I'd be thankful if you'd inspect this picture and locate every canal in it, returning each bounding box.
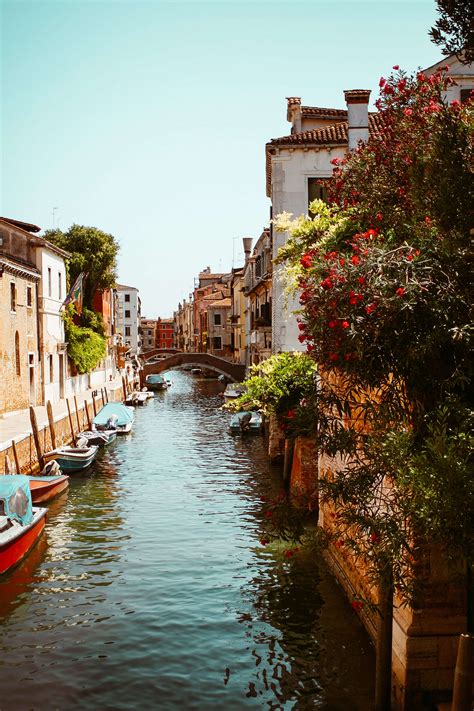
[0,372,374,710]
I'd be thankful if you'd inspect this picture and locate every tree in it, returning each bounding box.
[429,0,474,63]
[44,224,119,312]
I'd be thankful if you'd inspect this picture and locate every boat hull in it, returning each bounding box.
[43,447,98,472]
[28,475,69,503]
[0,508,47,575]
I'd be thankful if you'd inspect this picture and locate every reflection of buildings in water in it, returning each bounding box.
[234,491,375,709]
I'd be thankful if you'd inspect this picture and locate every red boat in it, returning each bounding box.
[28,475,69,503]
[0,476,47,576]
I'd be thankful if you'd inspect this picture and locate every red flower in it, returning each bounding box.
[351,255,360,265]
[328,352,339,362]
[404,108,413,116]
[370,532,380,544]
[366,303,376,314]
[396,287,405,297]
[300,253,313,269]
[376,212,383,221]
[358,276,366,285]
[341,320,350,329]
[406,254,413,262]
[259,538,269,546]
[306,344,314,353]
[392,64,399,70]
[379,76,386,88]
[328,320,336,329]
[298,322,306,331]
[286,410,296,419]
[351,600,364,611]
[424,216,431,225]
[264,510,273,519]
[298,334,306,343]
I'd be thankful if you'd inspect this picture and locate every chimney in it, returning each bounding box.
[344,90,371,150]
[286,96,302,133]
[242,238,253,265]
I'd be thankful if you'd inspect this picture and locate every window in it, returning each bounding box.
[124,294,130,302]
[15,332,20,375]
[48,268,52,297]
[27,286,32,307]
[58,272,62,300]
[125,326,131,336]
[308,178,328,215]
[10,282,16,312]
[213,336,222,350]
[460,88,473,104]
[214,313,221,326]
[125,310,131,319]
[49,354,54,383]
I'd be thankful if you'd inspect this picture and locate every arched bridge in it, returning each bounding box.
[142,348,181,359]
[141,353,246,383]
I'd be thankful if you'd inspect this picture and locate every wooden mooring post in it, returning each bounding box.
[11,440,21,474]
[46,400,57,450]
[122,376,127,401]
[92,396,97,417]
[452,633,474,711]
[66,399,75,444]
[73,395,81,432]
[29,406,45,470]
[84,400,92,430]
[101,388,105,407]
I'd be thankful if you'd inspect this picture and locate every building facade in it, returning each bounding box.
[243,229,272,365]
[116,284,141,355]
[155,318,175,349]
[140,318,157,352]
[266,92,378,353]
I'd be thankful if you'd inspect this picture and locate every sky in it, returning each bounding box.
[1,0,441,318]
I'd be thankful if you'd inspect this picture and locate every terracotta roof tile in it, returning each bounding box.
[209,297,231,308]
[300,106,348,119]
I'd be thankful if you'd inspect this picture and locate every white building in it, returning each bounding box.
[116,284,141,355]
[35,239,69,403]
[266,91,379,353]
[424,53,473,102]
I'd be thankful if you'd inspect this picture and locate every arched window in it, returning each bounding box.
[15,331,20,376]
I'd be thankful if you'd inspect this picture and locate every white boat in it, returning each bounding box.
[78,430,117,447]
[224,383,245,400]
[229,411,263,434]
[43,444,99,472]
[125,391,148,406]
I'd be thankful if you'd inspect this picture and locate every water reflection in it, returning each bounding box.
[0,371,374,710]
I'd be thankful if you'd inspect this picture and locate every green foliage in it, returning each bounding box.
[429,0,473,63]
[82,307,106,337]
[225,352,317,425]
[274,67,474,599]
[63,307,107,374]
[45,224,119,311]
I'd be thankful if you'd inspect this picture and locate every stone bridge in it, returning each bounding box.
[142,348,181,359]
[141,352,246,383]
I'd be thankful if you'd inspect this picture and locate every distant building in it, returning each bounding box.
[243,229,272,365]
[155,318,175,349]
[140,318,157,352]
[174,295,194,352]
[116,284,141,355]
[229,267,246,364]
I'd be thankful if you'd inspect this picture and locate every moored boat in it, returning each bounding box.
[43,444,99,472]
[224,383,245,401]
[28,474,69,503]
[229,411,263,434]
[125,391,148,406]
[145,374,168,391]
[93,402,135,434]
[78,430,117,446]
[0,476,47,575]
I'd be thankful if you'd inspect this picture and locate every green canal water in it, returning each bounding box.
[0,372,374,710]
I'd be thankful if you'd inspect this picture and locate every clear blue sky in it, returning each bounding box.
[1,0,441,318]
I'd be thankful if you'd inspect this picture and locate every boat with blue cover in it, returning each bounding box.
[0,476,47,575]
[93,402,135,434]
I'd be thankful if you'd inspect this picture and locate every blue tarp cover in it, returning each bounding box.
[0,476,33,526]
[93,402,135,427]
